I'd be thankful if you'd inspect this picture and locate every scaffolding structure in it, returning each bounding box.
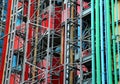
[0,0,120,84]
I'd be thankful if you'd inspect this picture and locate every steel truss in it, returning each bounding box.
[1,0,120,84]
[64,0,91,84]
[2,0,92,84]
[2,0,62,84]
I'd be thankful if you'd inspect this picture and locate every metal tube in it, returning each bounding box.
[106,0,113,83]
[95,0,101,83]
[104,0,108,83]
[111,0,118,83]
[21,0,31,83]
[60,26,65,64]
[100,0,105,83]
[115,0,119,82]
[63,0,69,84]
[91,0,95,83]
[79,0,83,84]
[70,0,75,84]
[118,0,120,82]
[44,0,52,83]
[32,0,40,82]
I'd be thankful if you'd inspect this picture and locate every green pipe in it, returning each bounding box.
[91,0,95,83]
[115,0,119,81]
[111,0,118,83]
[106,0,113,84]
[95,0,101,84]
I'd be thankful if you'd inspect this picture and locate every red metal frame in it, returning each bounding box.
[0,0,13,83]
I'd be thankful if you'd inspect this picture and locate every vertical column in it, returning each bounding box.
[100,0,105,84]
[24,0,34,81]
[0,0,13,83]
[32,0,40,82]
[64,0,69,84]
[21,0,31,83]
[111,0,118,84]
[91,0,95,83]
[79,0,83,84]
[44,0,52,83]
[95,0,101,84]
[4,0,19,83]
[106,0,112,84]
[61,26,65,64]
[70,0,75,84]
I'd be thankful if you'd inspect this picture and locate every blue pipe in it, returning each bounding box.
[104,0,108,83]
[100,0,105,83]
[78,19,80,52]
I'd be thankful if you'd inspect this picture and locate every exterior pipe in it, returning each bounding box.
[63,0,68,84]
[79,0,83,84]
[106,0,113,83]
[70,0,76,84]
[78,19,80,84]
[111,0,118,83]
[100,0,105,83]
[104,0,108,83]
[115,0,119,81]
[91,0,95,83]
[61,26,65,64]
[105,17,108,84]
[45,0,52,83]
[69,14,74,84]
[95,0,101,84]
[32,0,40,82]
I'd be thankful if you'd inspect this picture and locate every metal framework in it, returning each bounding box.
[0,0,92,84]
[1,0,120,84]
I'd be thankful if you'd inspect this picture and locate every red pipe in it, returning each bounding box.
[0,0,13,83]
